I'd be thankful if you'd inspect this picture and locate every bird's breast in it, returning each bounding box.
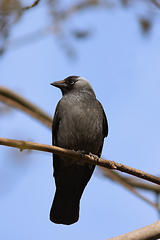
[56,94,103,154]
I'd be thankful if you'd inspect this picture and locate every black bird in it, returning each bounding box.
[50,76,108,225]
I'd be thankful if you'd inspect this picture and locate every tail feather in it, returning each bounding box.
[50,188,80,225]
[50,161,95,225]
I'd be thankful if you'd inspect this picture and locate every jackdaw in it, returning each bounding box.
[50,76,108,225]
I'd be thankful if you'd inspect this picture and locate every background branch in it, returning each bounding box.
[0,87,52,128]
[22,0,41,11]
[151,0,160,8]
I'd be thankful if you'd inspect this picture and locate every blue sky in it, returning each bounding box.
[0,1,160,239]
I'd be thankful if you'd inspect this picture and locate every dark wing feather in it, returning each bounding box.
[52,107,60,182]
[103,108,108,138]
[96,105,108,157]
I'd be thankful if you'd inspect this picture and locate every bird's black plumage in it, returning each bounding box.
[50,76,108,225]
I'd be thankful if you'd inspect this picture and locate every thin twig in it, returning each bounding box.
[1,137,160,186]
[22,0,40,11]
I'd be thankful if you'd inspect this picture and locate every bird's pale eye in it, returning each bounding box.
[70,81,74,85]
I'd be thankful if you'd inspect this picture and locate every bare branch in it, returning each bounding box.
[107,220,160,240]
[0,87,52,128]
[1,137,160,186]
[22,0,40,11]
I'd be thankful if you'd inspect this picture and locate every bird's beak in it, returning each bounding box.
[50,80,67,89]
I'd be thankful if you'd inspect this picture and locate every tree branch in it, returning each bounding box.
[107,220,160,240]
[0,87,52,128]
[22,0,40,11]
[1,137,160,186]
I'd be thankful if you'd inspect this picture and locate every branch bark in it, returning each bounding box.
[1,137,160,186]
[107,220,160,240]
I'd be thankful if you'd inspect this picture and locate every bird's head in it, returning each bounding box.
[50,76,95,96]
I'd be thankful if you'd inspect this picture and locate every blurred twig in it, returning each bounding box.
[151,0,160,8]
[0,87,52,128]
[1,0,158,56]
[22,0,40,11]
[51,0,113,22]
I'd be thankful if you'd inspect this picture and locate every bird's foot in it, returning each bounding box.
[88,153,99,169]
[77,150,86,156]
[76,150,85,165]
[89,152,99,162]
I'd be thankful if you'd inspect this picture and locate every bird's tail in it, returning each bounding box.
[50,187,80,225]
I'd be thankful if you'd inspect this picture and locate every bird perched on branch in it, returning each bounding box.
[50,76,108,225]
